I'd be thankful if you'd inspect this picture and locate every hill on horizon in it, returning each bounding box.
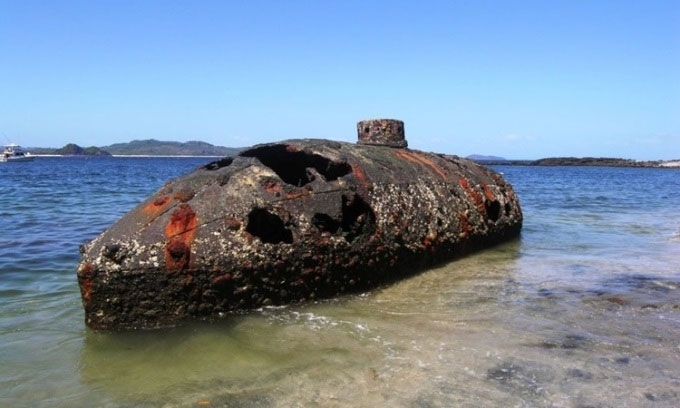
[27,139,244,156]
[55,143,111,156]
[466,154,507,161]
[100,139,243,156]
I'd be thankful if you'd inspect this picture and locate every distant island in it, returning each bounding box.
[29,139,243,157]
[30,144,111,156]
[101,139,242,156]
[466,154,507,161]
[469,156,680,168]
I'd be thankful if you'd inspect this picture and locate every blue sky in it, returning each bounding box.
[1,1,678,159]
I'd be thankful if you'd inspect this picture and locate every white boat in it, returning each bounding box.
[1,144,34,162]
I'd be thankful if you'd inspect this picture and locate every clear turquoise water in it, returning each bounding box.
[1,158,679,407]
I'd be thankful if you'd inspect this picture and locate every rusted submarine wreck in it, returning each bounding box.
[77,119,522,330]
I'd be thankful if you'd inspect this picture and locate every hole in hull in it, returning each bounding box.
[312,213,341,234]
[246,208,293,244]
[341,195,375,244]
[240,145,351,187]
[311,195,376,243]
[485,200,501,222]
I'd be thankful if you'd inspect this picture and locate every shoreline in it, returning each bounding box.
[476,160,680,168]
[25,154,680,167]
[28,154,223,158]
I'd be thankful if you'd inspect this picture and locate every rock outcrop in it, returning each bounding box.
[77,119,522,330]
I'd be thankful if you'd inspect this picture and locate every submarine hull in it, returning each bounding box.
[77,139,522,330]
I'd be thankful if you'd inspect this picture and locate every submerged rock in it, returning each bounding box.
[77,119,522,330]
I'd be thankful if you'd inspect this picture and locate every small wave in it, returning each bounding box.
[261,309,381,341]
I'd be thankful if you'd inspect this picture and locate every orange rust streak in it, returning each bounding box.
[212,273,232,285]
[165,204,198,240]
[395,150,421,164]
[262,180,283,195]
[352,164,368,184]
[395,151,447,180]
[458,177,486,214]
[80,263,93,303]
[459,213,472,237]
[409,152,448,180]
[164,204,198,272]
[482,183,496,202]
[285,190,308,199]
[142,195,171,216]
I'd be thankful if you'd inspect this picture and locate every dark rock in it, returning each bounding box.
[565,368,593,380]
[539,334,590,350]
[604,296,629,305]
[486,361,552,396]
[76,120,523,330]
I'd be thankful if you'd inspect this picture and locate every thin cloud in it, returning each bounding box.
[502,134,536,142]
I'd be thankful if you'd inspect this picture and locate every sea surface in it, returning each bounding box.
[1,157,679,407]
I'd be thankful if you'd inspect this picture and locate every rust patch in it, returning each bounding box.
[352,164,369,185]
[422,236,434,251]
[262,180,283,195]
[459,213,472,237]
[212,273,232,285]
[395,150,420,164]
[165,204,198,239]
[164,204,198,272]
[79,263,93,303]
[286,190,308,200]
[143,195,171,216]
[395,151,447,180]
[459,177,486,214]
[482,184,496,202]
[410,152,447,180]
[166,240,190,267]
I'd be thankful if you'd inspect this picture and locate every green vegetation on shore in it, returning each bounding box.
[101,139,242,156]
[29,139,243,157]
[26,141,679,166]
[470,156,677,168]
[55,144,111,156]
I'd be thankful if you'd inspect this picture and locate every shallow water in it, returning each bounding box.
[1,158,679,407]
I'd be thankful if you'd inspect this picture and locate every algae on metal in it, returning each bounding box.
[77,120,522,330]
